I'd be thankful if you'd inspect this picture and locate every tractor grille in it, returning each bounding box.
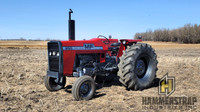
[48,42,61,72]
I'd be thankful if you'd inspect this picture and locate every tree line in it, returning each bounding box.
[134,24,200,43]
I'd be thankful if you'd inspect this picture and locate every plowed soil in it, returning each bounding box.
[0,41,199,112]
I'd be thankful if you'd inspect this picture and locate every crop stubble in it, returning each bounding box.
[0,41,199,111]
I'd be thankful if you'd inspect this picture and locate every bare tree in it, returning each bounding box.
[134,23,200,43]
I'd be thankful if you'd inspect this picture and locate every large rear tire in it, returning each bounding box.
[117,43,158,90]
[44,75,66,91]
[72,76,96,100]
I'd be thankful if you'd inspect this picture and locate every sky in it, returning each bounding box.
[0,0,200,40]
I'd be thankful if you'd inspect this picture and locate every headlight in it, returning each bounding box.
[52,51,56,56]
[49,51,59,56]
[122,40,127,45]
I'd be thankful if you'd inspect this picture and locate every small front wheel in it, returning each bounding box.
[44,75,66,91]
[72,76,96,100]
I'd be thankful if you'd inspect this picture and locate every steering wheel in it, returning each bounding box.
[97,35,110,44]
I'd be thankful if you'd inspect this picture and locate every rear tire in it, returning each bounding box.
[72,76,96,100]
[44,75,66,91]
[117,43,158,90]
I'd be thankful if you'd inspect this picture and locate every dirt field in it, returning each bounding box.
[0,41,199,112]
[0,41,47,49]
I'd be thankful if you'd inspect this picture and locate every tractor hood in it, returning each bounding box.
[61,38,118,51]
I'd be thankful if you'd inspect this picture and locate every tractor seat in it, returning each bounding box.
[108,47,119,51]
[111,42,120,47]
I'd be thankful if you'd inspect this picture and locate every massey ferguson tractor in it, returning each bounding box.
[44,9,158,100]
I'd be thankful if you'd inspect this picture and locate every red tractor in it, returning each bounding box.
[44,9,158,100]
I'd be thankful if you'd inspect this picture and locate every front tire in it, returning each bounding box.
[72,76,96,100]
[117,43,158,90]
[44,75,66,91]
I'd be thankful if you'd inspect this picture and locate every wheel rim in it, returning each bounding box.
[135,59,146,78]
[134,53,155,84]
[79,81,92,97]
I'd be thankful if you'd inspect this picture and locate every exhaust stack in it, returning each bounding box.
[68,9,75,40]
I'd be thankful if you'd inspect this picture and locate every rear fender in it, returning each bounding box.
[117,39,142,58]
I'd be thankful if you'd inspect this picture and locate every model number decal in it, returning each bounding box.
[84,44,94,49]
[63,44,103,50]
